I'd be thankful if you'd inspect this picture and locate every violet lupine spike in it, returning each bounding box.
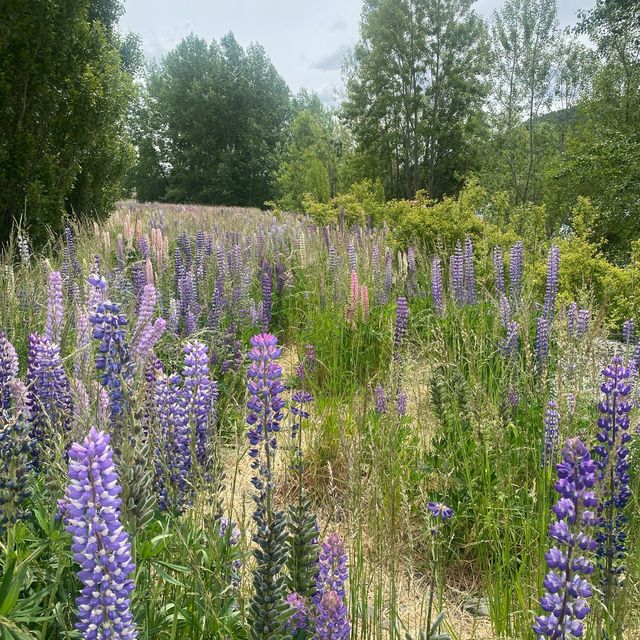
[499,320,519,359]
[464,237,477,305]
[384,249,392,303]
[536,316,550,370]
[451,243,464,306]
[431,257,443,316]
[262,263,273,329]
[576,310,590,338]
[544,245,560,321]
[135,317,167,361]
[246,333,285,477]
[374,384,387,415]
[315,591,350,640]
[62,427,137,639]
[622,319,634,346]
[132,283,157,345]
[543,400,560,468]
[183,341,218,468]
[285,592,309,635]
[44,271,64,343]
[27,333,73,463]
[396,390,407,416]
[90,301,134,425]
[394,297,409,354]
[154,373,191,511]
[592,357,632,599]
[347,243,357,272]
[493,246,505,295]
[315,532,349,603]
[533,438,597,640]
[0,332,19,411]
[74,307,91,377]
[499,294,511,327]
[509,241,524,302]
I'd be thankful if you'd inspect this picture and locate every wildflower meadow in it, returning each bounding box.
[0,201,638,640]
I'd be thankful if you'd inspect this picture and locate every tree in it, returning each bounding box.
[0,0,137,245]
[544,0,640,262]
[132,33,291,208]
[486,0,560,204]
[342,0,489,200]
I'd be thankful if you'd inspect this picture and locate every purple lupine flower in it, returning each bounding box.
[536,316,550,369]
[499,294,511,327]
[384,249,392,303]
[219,516,242,587]
[315,591,350,640]
[396,390,407,416]
[543,400,560,468]
[208,278,225,331]
[44,271,64,343]
[183,341,217,468]
[154,373,191,511]
[374,384,387,415]
[493,246,505,295]
[262,263,273,329]
[499,320,519,359]
[74,307,91,377]
[427,502,454,521]
[407,246,416,277]
[285,592,309,635]
[508,387,519,407]
[135,317,167,362]
[138,234,150,259]
[622,319,634,346]
[328,245,338,280]
[544,245,560,320]
[132,283,157,345]
[131,262,146,303]
[246,333,285,485]
[451,243,464,306]
[533,438,597,640]
[592,357,632,596]
[275,260,286,295]
[577,310,590,338]
[393,297,409,355]
[63,427,137,639]
[0,332,19,411]
[348,243,357,272]
[464,237,477,305]
[167,299,179,335]
[314,532,350,639]
[315,532,349,602]
[27,334,73,462]
[431,257,443,316]
[90,301,134,425]
[509,241,523,302]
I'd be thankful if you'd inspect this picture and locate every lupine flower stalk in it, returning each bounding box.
[509,241,523,302]
[451,244,464,306]
[493,246,505,295]
[63,427,137,639]
[44,271,64,343]
[90,302,134,426]
[464,237,477,305]
[544,245,560,320]
[245,333,290,640]
[543,400,560,468]
[533,438,598,639]
[431,257,443,316]
[592,357,633,623]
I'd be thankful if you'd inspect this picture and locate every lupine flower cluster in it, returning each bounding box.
[451,243,464,306]
[62,427,137,639]
[245,333,290,640]
[90,301,134,425]
[542,400,560,468]
[592,357,632,605]
[533,438,598,640]
[431,256,443,316]
[543,245,560,320]
[509,241,523,302]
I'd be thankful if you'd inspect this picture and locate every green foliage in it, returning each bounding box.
[131,33,291,208]
[0,0,137,246]
[342,0,490,200]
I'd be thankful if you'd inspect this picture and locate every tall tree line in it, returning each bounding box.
[129,33,291,208]
[0,0,139,245]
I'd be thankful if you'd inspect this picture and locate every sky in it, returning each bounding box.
[120,0,597,105]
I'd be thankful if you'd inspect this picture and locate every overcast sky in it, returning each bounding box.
[120,0,596,105]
